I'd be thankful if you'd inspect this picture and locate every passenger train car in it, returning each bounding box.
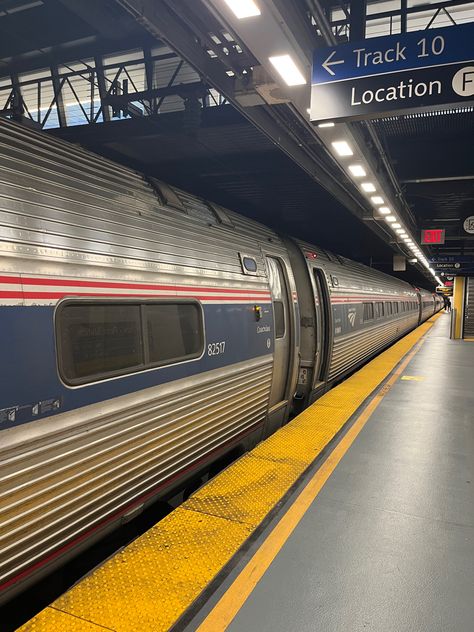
[0,119,442,603]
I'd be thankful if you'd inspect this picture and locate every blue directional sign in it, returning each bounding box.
[310,23,474,122]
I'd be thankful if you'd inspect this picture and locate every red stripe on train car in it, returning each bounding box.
[0,276,270,296]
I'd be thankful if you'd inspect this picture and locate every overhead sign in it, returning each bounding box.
[421,228,445,245]
[431,256,474,263]
[310,23,474,122]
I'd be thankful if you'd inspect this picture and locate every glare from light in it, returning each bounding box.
[386,215,396,223]
[395,228,405,234]
[269,54,306,86]
[392,222,401,228]
[318,122,335,128]
[378,207,391,215]
[361,182,376,192]
[223,0,261,19]
[371,196,384,205]
[331,140,353,156]
[348,164,366,177]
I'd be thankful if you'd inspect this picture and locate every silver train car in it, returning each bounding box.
[0,119,442,603]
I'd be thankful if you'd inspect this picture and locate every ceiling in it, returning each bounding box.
[0,0,473,287]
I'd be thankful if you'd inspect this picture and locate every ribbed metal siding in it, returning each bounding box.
[0,119,274,283]
[464,278,474,336]
[0,358,272,591]
[328,316,417,381]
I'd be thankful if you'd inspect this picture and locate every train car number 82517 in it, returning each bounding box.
[207,341,226,356]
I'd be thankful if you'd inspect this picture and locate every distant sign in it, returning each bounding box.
[421,228,445,245]
[431,256,474,263]
[310,23,474,122]
[463,216,474,234]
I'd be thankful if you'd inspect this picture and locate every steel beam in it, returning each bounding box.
[50,65,67,128]
[350,0,367,41]
[113,0,378,225]
[94,56,112,123]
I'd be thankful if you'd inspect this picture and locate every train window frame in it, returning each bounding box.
[239,252,258,276]
[55,298,205,387]
[363,302,374,321]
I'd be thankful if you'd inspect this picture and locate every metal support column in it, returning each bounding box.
[453,276,465,339]
[94,56,112,122]
[10,73,24,122]
[51,65,67,128]
[350,0,367,41]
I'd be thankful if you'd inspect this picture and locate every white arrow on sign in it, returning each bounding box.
[322,50,344,76]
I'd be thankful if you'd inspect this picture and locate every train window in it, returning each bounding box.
[240,253,258,275]
[363,302,374,321]
[392,302,399,313]
[375,302,384,318]
[58,303,144,382]
[266,257,287,338]
[57,300,203,385]
[145,303,203,365]
[273,301,285,338]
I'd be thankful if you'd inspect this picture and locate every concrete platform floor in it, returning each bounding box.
[192,314,474,632]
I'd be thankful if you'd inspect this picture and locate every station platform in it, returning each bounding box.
[21,312,474,632]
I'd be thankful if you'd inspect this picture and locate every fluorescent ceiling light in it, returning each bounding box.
[331,140,353,156]
[361,182,376,192]
[318,122,335,128]
[348,164,366,177]
[395,228,405,234]
[223,0,261,18]
[377,207,391,215]
[371,196,384,205]
[392,222,401,228]
[269,54,306,86]
[386,215,396,223]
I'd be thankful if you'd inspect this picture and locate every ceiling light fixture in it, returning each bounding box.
[371,196,384,205]
[392,222,401,229]
[223,0,261,18]
[386,215,396,223]
[269,54,306,86]
[331,140,353,156]
[377,207,391,215]
[318,122,335,128]
[361,182,376,192]
[348,165,366,177]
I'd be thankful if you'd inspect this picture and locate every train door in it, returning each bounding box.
[312,268,331,386]
[266,256,291,409]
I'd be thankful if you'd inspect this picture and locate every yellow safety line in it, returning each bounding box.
[19,315,440,632]
[195,335,428,631]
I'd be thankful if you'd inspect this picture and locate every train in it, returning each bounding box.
[0,118,443,604]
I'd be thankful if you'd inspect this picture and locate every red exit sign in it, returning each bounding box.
[421,229,445,244]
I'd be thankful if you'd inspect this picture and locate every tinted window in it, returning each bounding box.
[375,302,384,318]
[385,301,392,315]
[393,302,399,313]
[273,301,285,338]
[58,301,203,385]
[146,303,202,364]
[59,304,143,381]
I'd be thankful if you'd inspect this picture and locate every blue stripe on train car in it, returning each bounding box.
[0,302,274,430]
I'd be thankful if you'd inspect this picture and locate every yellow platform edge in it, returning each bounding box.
[19,315,441,632]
